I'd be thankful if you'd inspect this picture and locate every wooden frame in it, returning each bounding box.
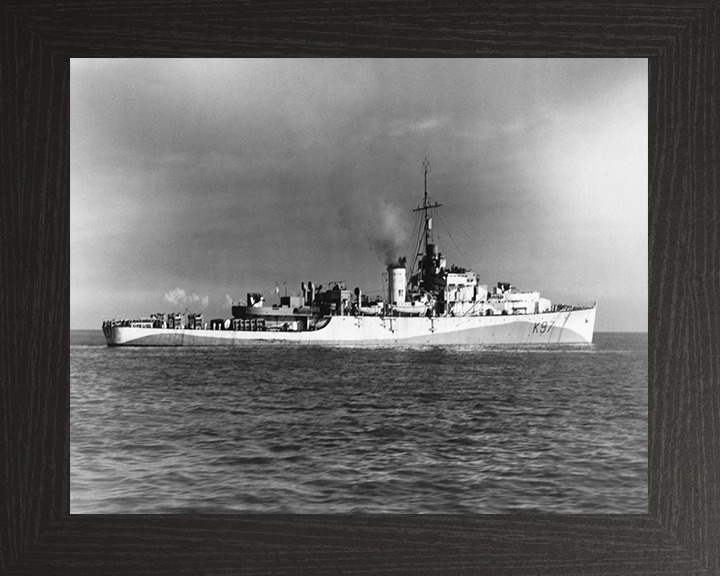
[2,2,717,574]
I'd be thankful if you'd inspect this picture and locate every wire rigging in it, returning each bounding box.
[438,215,473,270]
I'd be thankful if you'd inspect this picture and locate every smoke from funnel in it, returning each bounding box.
[363,200,409,266]
[334,170,412,267]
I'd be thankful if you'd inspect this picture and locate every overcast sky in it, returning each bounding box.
[71,59,647,331]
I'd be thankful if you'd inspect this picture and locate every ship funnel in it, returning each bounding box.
[387,263,407,305]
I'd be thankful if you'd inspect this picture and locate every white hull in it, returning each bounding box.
[104,306,596,346]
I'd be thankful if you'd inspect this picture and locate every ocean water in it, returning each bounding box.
[71,331,647,514]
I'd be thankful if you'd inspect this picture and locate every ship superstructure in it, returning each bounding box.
[103,161,596,346]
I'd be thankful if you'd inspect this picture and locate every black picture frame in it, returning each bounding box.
[2,2,717,574]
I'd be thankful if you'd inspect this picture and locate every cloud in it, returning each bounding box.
[389,116,446,137]
[163,287,209,309]
[223,294,234,309]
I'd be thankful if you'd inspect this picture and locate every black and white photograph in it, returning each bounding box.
[71,58,647,514]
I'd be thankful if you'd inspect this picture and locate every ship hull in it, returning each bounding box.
[103,307,596,346]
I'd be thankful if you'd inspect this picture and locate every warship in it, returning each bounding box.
[103,161,596,346]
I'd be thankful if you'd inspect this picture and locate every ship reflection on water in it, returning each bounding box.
[71,331,647,514]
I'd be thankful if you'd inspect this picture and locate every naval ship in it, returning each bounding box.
[103,162,596,346]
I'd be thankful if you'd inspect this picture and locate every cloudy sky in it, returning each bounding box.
[71,59,647,331]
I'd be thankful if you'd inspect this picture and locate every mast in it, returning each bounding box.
[413,157,442,253]
[423,157,429,205]
[411,158,442,292]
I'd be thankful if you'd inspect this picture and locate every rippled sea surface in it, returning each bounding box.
[71,331,647,514]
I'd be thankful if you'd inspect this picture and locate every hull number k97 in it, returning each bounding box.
[533,320,555,334]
